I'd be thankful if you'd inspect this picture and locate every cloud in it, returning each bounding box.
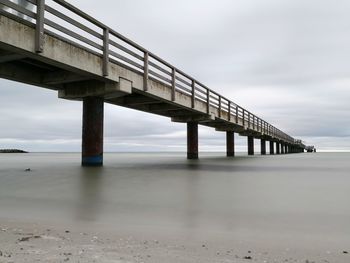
[1,0,350,151]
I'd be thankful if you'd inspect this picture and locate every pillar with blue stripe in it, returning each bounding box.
[82,97,104,166]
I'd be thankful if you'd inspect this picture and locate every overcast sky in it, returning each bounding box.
[1,0,350,152]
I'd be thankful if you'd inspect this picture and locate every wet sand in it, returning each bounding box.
[0,152,349,262]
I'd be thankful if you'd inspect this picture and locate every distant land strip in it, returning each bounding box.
[0,149,28,153]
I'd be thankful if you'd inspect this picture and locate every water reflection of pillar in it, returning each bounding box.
[76,167,104,221]
[184,163,200,230]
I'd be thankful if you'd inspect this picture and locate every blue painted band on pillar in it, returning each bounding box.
[82,155,103,166]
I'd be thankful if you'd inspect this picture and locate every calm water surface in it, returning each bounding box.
[0,152,349,246]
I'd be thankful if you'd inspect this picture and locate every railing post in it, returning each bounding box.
[218,96,222,118]
[248,112,251,129]
[260,119,263,132]
[191,80,195,108]
[255,117,257,130]
[236,106,239,124]
[171,68,176,101]
[102,27,109,76]
[262,121,264,133]
[35,0,45,53]
[228,101,231,121]
[255,118,258,131]
[243,110,245,127]
[143,52,149,91]
[206,89,210,114]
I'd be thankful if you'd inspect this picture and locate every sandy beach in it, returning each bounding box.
[1,218,348,263]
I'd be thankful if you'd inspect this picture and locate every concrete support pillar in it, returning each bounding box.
[281,144,285,154]
[187,122,198,159]
[82,97,104,166]
[269,141,274,155]
[248,136,254,155]
[226,131,235,157]
[261,139,266,155]
[276,143,280,154]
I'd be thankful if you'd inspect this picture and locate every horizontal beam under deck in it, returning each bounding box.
[42,70,91,85]
[0,52,99,90]
[0,61,44,87]
[0,53,26,63]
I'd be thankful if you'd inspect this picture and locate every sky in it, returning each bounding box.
[1,0,350,152]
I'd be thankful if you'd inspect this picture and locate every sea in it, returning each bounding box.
[0,152,349,251]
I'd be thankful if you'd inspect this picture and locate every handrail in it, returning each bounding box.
[0,0,298,144]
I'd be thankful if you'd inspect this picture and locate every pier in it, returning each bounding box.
[0,0,306,166]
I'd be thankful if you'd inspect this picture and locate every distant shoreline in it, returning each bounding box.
[0,149,28,153]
